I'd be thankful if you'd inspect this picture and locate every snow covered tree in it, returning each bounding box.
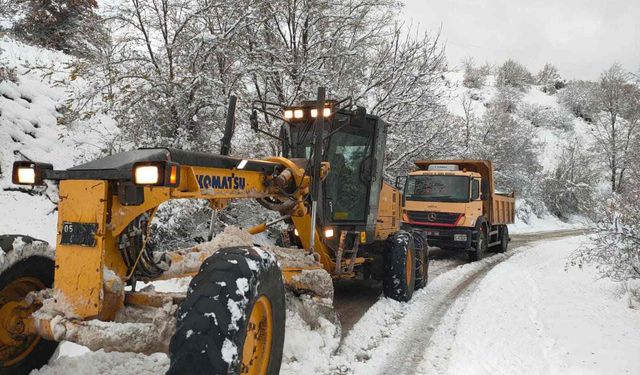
[558,80,600,121]
[570,189,640,283]
[496,59,534,91]
[518,103,574,131]
[92,0,251,151]
[470,101,542,200]
[535,63,562,94]
[14,0,106,57]
[462,57,490,89]
[590,63,640,193]
[85,0,450,166]
[493,85,523,114]
[541,144,599,219]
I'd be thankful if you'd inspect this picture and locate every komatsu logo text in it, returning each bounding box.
[196,174,246,190]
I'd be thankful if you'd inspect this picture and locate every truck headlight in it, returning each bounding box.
[454,234,468,242]
[12,161,52,186]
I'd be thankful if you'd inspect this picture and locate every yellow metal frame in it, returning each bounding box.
[53,160,337,319]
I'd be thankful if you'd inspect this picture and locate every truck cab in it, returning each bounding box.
[401,160,515,260]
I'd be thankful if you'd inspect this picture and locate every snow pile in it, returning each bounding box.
[281,294,341,374]
[32,351,169,375]
[509,213,584,234]
[422,236,640,375]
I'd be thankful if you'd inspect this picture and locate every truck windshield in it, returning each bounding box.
[404,175,469,203]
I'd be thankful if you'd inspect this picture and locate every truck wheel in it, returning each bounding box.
[412,231,429,289]
[383,231,416,302]
[467,225,488,261]
[0,236,58,374]
[168,246,285,375]
[494,226,509,253]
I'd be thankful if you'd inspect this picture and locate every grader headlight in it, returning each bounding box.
[12,161,52,186]
[132,162,180,187]
[310,108,331,118]
[324,228,335,238]
[284,110,294,119]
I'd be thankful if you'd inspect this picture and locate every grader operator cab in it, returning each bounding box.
[0,88,427,374]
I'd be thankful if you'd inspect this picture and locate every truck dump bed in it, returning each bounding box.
[414,160,515,225]
[493,193,515,225]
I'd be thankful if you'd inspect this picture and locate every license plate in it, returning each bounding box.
[60,222,98,247]
[426,230,439,237]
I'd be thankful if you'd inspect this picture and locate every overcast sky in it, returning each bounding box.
[401,0,640,80]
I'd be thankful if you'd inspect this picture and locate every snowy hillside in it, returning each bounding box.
[0,35,116,243]
[442,70,588,231]
[444,71,591,172]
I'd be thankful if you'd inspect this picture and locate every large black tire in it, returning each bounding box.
[0,235,58,374]
[493,225,509,253]
[168,246,285,375]
[467,223,488,262]
[382,231,416,302]
[412,231,429,290]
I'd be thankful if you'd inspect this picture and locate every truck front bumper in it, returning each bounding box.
[406,225,478,250]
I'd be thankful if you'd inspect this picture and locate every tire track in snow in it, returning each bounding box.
[337,230,585,375]
[376,257,503,375]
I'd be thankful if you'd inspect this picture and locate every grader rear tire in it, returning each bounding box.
[168,246,285,375]
[0,235,58,374]
[382,231,416,302]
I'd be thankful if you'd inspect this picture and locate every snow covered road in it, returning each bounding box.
[334,234,640,375]
[32,232,640,374]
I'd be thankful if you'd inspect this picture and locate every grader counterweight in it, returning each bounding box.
[1,89,428,374]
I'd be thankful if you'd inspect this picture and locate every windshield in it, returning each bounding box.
[324,130,371,221]
[404,175,470,203]
[286,120,373,222]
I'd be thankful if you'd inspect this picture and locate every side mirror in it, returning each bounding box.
[395,176,407,191]
[250,109,259,132]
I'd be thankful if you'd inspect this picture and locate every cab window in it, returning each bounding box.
[471,179,480,200]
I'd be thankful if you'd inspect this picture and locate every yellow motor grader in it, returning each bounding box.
[0,88,428,374]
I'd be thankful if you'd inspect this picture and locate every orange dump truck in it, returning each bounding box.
[401,160,515,260]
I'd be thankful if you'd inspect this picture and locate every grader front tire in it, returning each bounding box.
[412,231,429,290]
[168,246,285,375]
[0,236,58,374]
[382,231,416,302]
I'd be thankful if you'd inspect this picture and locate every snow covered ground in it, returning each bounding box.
[33,234,639,374]
[420,236,640,375]
[509,214,584,234]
